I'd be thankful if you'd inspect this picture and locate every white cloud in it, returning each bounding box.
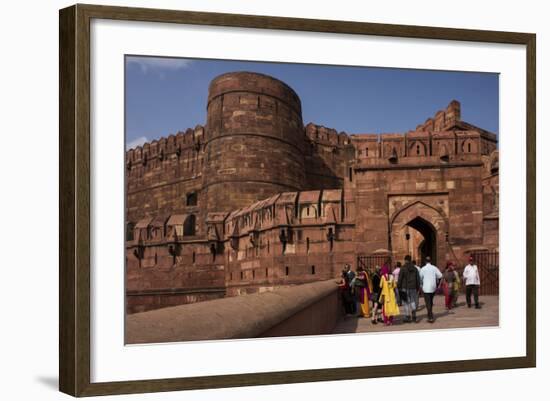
[127,56,192,75]
[126,136,148,150]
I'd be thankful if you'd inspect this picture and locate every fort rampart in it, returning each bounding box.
[125,71,499,315]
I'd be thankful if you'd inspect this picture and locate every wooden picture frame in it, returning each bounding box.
[59,3,536,397]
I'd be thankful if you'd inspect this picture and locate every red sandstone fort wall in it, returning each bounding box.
[303,123,354,190]
[124,72,499,313]
[125,126,205,226]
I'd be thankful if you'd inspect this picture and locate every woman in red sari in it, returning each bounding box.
[442,261,457,310]
[354,266,373,318]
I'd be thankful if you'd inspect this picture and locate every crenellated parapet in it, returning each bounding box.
[125,125,205,171]
[349,100,497,166]
[305,123,351,148]
[414,99,461,132]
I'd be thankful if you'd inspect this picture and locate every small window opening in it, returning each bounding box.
[186,192,197,206]
[184,214,196,236]
[126,223,135,241]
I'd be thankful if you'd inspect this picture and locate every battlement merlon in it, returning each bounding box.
[125,125,205,163]
[305,122,352,147]
[413,99,460,132]
[413,100,496,141]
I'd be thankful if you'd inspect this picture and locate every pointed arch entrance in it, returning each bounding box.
[390,201,448,267]
[407,216,437,263]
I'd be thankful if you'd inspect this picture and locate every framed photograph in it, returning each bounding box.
[59,3,536,397]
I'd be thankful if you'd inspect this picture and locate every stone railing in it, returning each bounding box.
[126,279,341,344]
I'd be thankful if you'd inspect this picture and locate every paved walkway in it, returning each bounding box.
[332,295,499,334]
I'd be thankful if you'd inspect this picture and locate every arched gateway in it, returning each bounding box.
[390,201,449,268]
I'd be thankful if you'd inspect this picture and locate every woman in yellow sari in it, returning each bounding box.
[379,264,400,325]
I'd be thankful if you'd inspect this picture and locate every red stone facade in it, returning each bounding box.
[125,71,499,313]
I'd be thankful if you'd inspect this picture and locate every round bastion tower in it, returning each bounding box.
[204,71,307,212]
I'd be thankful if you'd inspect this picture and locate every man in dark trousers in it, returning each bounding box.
[344,264,356,314]
[420,256,442,323]
[397,255,421,323]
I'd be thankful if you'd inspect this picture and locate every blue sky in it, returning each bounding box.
[125,56,499,149]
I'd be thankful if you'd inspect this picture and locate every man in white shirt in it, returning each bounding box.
[419,256,442,323]
[463,256,481,309]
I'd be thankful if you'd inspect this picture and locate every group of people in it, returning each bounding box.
[338,255,482,325]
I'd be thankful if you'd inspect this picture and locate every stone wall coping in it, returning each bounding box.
[126,279,339,344]
[354,159,484,171]
[126,287,226,296]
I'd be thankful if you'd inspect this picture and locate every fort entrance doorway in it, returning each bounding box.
[390,201,448,268]
[405,216,436,265]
